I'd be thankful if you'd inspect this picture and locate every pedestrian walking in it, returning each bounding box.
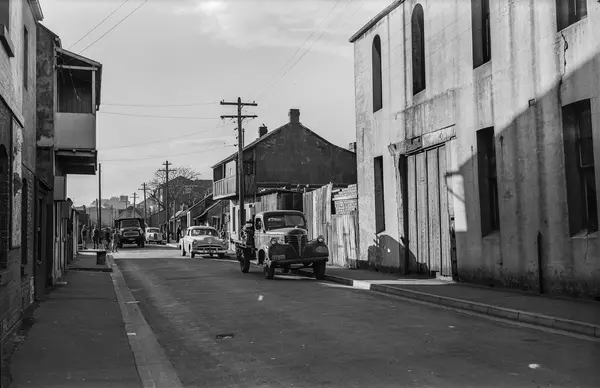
[112,230,120,252]
[92,226,100,249]
[176,226,181,243]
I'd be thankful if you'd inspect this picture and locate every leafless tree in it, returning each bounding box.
[146,166,203,211]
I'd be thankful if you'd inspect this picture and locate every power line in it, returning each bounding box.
[102,101,218,107]
[68,0,132,50]
[98,124,230,151]
[98,111,222,120]
[99,143,236,162]
[253,0,343,101]
[79,0,149,54]
[261,0,355,102]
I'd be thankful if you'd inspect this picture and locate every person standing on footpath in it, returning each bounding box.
[112,229,120,252]
[92,226,100,249]
[81,225,88,250]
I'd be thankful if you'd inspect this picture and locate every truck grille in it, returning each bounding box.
[285,235,308,255]
[124,231,139,237]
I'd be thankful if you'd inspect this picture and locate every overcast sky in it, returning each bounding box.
[42,0,390,206]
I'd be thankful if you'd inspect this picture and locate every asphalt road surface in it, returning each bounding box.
[114,244,600,388]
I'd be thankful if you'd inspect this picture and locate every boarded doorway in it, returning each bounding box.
[405,145,451,277]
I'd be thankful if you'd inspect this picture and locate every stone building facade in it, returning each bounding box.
[351,0,600,299]
[0,0,43,364]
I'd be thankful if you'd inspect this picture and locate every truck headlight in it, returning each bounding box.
[317,235,325,243]
[270,237,279,245]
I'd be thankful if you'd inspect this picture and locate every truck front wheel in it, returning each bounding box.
[313,262,326,280]
[264,264,275,280]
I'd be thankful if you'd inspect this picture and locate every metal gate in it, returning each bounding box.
[406,145,452,277]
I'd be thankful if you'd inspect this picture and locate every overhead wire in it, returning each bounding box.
[258,0,356,104]
[68,0,132,50]
[260,0,361,109]
[253,0,344,101]
[79,0,149,54]
[102,101,219,107]
[100,143,236,163]
[99,123,232,151]
[98,111,221,120]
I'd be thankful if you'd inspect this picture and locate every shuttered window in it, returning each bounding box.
[374,156,385,233]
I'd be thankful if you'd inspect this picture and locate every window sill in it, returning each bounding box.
[0,24,15,58]
[571,230,598,240]
[557,15,587,33]
[482,230,500,240]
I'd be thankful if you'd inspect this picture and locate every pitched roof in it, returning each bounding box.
[349,0,405,43]
[211,121,352,169]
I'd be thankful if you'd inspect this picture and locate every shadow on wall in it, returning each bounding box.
[450,51,600,299]
[362,52,599,300]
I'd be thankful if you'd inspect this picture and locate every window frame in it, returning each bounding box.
[374,155,386,234]
[477,127,500,236]
[411,4,426,95]
[372,35,383,112]
[556,0,587,31]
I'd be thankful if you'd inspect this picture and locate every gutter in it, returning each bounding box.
[28,0,44,21]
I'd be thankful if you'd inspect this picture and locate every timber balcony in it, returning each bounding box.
[213,175,237,200]
[54,48,102,176]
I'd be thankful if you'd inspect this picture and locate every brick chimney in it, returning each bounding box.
[289,108,300,123]
[258,124,268,138]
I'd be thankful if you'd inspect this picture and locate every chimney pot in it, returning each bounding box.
[258,124,268,138]
[289,109,300,123]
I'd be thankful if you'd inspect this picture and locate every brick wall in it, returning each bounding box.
[333,184,358,215]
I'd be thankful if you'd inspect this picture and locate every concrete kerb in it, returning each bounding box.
[106,254,183,388]
[294,269,600,339]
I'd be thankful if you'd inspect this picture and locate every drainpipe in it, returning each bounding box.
[537,230,544,294]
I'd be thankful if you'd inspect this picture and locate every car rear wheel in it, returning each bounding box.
[281,266,290,274]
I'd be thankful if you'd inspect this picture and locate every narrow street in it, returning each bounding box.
[113,245,600,388]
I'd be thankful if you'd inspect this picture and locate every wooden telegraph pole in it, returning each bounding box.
[139,183,148,220]
[131,192,138,217]
[220,97,257,233]
[159,161,171,242]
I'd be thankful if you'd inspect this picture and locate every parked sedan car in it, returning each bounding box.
[145,227,163,244]
[181,226,228,259]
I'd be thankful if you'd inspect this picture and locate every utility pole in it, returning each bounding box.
[221,97,257,233]
[98,163,102,228]
[159,161,171,242]
[139,183,148,220]
[131,192,138,217]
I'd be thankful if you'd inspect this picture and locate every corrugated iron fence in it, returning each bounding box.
[303,184,358,268]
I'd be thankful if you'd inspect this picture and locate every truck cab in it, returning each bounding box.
[236,210,329,280]
[115,217,146,248]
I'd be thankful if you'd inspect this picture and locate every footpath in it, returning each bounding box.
[4,252,140,388]
[294,266,600,339]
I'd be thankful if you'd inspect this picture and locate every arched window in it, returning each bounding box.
[372,35,383,112]
[411,4,426,95]
[0,145,9,268]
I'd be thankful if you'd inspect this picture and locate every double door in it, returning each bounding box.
[405,145,452,277]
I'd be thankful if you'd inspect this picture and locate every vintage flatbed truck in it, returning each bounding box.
[232,210,329,280]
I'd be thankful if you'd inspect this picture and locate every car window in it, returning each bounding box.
[120,220,140,228]
[265,214,306,230]
[190,228,218,237]
[147,228,159,233]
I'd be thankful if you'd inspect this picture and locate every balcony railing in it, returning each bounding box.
[55,112,96,150]
[213,175,237,198]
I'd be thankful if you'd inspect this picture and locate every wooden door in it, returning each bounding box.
[405,145,451,276]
